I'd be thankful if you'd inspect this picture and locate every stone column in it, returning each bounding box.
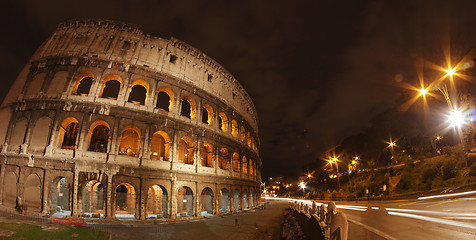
[0,161,5,204]
[41,168,50,215]
[139,178,146,220]
[72,168,80,218]
[105,173,114,219]
[170,175,176,219]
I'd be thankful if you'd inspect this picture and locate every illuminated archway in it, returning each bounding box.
[118,125,141,156]
[150,131,170,161]
[218,112,228,132]
[82,180,104,218]
[87,121,110,153]
[219,148,229,170]
[201,143,214,167]
[178,137,194,164]
[233,152,240,172]
[219,188,230,213]
[177,186,193,217]
[115,183,136,218]
[200,187,214,215]
[72,71,94,96]
[99,74,122,99]
[147,185,168,219]
[57,117,79,149]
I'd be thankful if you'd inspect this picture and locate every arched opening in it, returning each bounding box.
[218,112,228,132]
[147,185,168,219]
[233,189,241,212]
[118,126,141,156]
[24,174,42,212]
[115,183,136,219]
[219,148,229,170]
[243,189,249,210]
[177,186,193,217]
[250,190,254,208]
[58,117,79,149]
[201,143,214,167]
[200,187,214,216]
[178,137,194,164]
[82,180,104,218]
[100,80,121,99]
[180,100,192,118]
[219,188,230,213]
[128,85,147,105]
[242,156,248,174]
[156,92,171,111]
[150,131,170,161]
[73,72,94,96]
[51,177,70,215]
[231,120,238,137]
[240,126,246,142]
[88,121,110,153]
[247,132,251,147]
[233,153,240,172]
[249,159,254,176]
[201,104,213,125]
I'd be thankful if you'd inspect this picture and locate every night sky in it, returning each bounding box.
[2,0,476,179]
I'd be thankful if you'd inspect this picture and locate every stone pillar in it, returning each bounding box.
[214,183,219,215]
[17,167,25,208]
[0,161,5,204]
[170,175,176,219]
[72,168,80,218]
[44,110,59,156]
[194,182,199,217]
[139,178,146,220]
[105,173,114,219]
[41,168,50,215]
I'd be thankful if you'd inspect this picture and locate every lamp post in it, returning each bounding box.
[329,157,341,190]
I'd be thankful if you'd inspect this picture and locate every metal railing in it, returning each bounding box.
[288,201,348,240]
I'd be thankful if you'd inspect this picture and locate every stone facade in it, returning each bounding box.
[0,19,261,220]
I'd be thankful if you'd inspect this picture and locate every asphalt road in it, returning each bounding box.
[329,193,476,240]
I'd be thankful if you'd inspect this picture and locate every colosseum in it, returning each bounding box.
[0,19,261,220]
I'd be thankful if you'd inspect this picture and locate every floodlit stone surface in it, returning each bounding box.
[0,19,261,221]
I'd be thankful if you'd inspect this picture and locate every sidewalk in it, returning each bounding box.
[87,200,287,240]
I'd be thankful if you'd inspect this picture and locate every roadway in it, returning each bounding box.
[298,191,476,240]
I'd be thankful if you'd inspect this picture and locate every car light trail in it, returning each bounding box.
[417,190,476,200]
[385,208,476,217]
[387,211,476,230]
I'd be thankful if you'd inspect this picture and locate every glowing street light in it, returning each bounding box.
[448,108,465,128]
[446,67,456,76]
[419,87,428,96]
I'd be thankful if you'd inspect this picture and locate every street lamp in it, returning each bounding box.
[328,156,341,190]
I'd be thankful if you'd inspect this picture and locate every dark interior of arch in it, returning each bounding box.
[62,122,78,147]
[128,85,147,105]
[180,100,191,118]
[101,80,121,99]
[89,125,109,153]
[75,77,93,95]
[156,91,170,111]
[201,107,209,124]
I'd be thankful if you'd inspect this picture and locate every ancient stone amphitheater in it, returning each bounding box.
[0,19,261,220]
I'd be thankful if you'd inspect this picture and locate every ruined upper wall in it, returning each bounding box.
[28,19,258,130]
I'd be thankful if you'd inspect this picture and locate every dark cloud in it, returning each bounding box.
[2,0,476,178]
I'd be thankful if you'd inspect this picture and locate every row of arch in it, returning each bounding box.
[8,115,259,175]
[71,72,257,152]
[2,172,258,219]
